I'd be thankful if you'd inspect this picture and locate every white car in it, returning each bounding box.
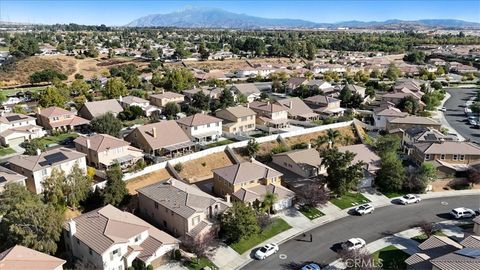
[301,263,321,270]
[399,194,421,205]
[255,243,279,260]
[355,203,374,215]
[450,208,476,219]
[341,238,366,251]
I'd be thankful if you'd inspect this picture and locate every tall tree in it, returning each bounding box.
[64,163,91,209]
[42,168,67,206]
[191,91,210,111]
[160,68,197,92]
[103,77,127,99]
[321,148,365,196]
[38,86,67,108]
[102,164,127,207]
[261,192,278,215]
[246,138,260,158]
[163,102,180,119]
[375,151,406,193]
[90,112,123,137]
[219,89,235,108]
[220,202,260,243]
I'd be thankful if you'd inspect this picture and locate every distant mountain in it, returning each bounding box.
[126,7,480,29]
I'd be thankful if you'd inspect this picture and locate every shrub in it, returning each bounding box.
[271,143,290,154]
[174,163,183,172]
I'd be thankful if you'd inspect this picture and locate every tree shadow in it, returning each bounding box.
[436,213,454,220]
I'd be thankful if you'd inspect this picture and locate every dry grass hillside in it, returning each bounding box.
[169,57,299,72]
[179,151,235,183]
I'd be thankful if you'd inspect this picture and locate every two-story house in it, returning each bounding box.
[176,113,223,143]
[304,95,345,117]
[276,97,319,121]
[372,105,408,129]
[64,204,178,270]
[78,99,124,120]
[37,107,89,133]
[386,116,441,132]
[137,178,230,242]
[402,127,458,155]
[0,245,65,270]
[0,112,45,147]
[214,106,256,135]
[125,121,195,157]
[230,84,261,103]
[8,147,87,194]
[411,141,480,166]
[212,160,294,211]
[118,96,160,117]
[74,134,144,170]
[149,91,185,108]
[272,147,325,179]
[248,101,289,129]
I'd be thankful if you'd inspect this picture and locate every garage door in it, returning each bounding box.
[8,136,25,146]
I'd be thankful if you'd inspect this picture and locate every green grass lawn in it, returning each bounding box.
[372,245,409,270]
[411,231,447,243]
[299,205,324,220]
[230,218,292,254]
[184,257,218,270]
[330,193,371,209]
[1,86,46,96]
[382,190,411,199]
[38,132,79,147]
[206,139,234,148]
[0,147,16,156]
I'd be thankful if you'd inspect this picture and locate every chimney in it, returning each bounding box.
[119,95,123,102]
[152,127,157,138]
[37,107,41,114]
[307,143,312,149]
[246,103,250,108]
[36,148,41,156]
[250,156,255,163]
[225,194,231,204]
[86,139,91,149]
[161,89,165,94]
[68,219,76,236]
[289,101,293,109]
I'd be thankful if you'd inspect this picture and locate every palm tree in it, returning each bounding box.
[311,135,329,150]
[326,129,340,147]
[262,192,278,215]
[342,135,355,146]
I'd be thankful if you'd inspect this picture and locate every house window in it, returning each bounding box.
[440,154,445,160]
[459,155,465,161]
[453,155,458,161]
[154,202,158,209]
[425,154,430,160]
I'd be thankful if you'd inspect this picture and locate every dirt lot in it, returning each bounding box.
[179,151,235,183]
[126,168,173,194]
[431,178,480,192]
[166,57,299,72]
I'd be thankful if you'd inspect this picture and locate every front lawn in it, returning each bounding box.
[184,257,218,270]
[372,245,409,270]
[458,223,474,230]
[230,218,292,254]
[382,190,410,199]
[299,205,324,220]
[0,147,15,156]
[411,231,447,243]
[38,132,79,147]
[330,193,371,210]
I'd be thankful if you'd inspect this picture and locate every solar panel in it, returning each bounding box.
[38,152,69,167]
[5,115,24,122]
[455,248,480,259]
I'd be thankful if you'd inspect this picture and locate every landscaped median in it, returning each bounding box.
[330,192,371,210]
[230,218,292,254]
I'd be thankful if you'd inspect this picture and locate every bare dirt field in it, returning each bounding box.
[126,168,173,194]
[179,151,235,183]
[431,178,480,192]
[167,57,299,72]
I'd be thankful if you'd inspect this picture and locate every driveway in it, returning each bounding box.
[241,195,480,270]
[444,88,480,144]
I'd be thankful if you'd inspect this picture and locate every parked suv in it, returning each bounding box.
[450,207,476,219]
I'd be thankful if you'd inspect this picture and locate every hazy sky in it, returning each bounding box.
[1,0,479,26]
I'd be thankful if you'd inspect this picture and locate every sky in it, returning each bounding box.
[0,0,479,26]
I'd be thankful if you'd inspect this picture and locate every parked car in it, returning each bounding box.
[450,207,476,219]
[255,243,279,260]
[301,263,321,270]
[468,119,477,126]
[355,203,374,215]
[341,238,366,251]
[399,194,421,205]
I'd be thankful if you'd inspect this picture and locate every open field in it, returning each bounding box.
[179,151,235,183]
[126,168,172,194]
[166,57,299,72]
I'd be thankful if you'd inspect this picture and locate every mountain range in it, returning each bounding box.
[126,7,480,29]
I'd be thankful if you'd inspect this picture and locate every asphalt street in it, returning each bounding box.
[242,195,480,270]
[444,88,480,144]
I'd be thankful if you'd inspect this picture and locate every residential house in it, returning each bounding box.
[37,107,89,133]
[449,61,479,74]
[285,77,308,93]
[78,99,124,120]
[411,141,480,171]
[276,97,319,121]
[212,160,295,211]
[0,166,27,192]
[386,116,441,132]
[0,112,45,147]
[338,144,381,189]
[214,106,256,135]
[372,105,408,129]
[249,101,289,129]
[0,245,65,270]
[230,84,261,103]
[381,92,424,109]
[304,95,345,117]
[272,147,325,178]
[149,91,185,108]
[343,84,367,99]
[137,178,230,241]
[8,147,87,194]
[402,127,458,154]
[74,134,144,170]
[307,80,334,93]
[119,96,160,117]
[176,113,223,143]
[394,79,423,93]
[125,121,195,157]
[183,87,218,101]
[64,204,178,270]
